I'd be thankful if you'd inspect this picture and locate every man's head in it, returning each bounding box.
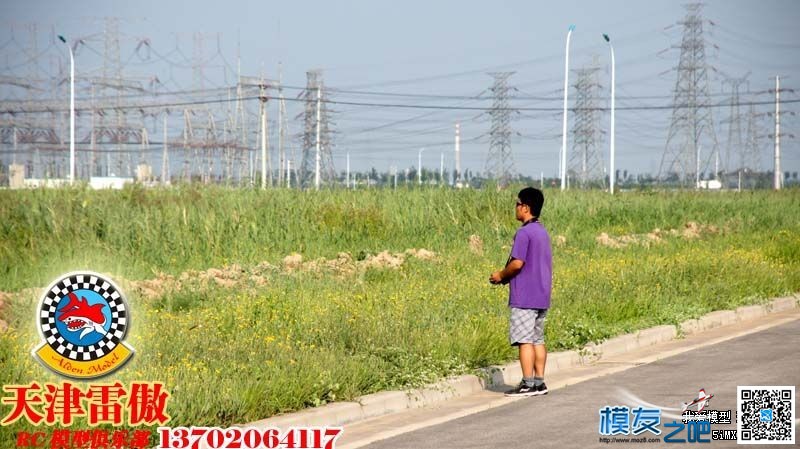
[515,187,544,221]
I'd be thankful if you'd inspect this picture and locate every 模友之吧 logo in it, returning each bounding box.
[32,272,134,379]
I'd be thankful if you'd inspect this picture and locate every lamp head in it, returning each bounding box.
[58,35,67,44]
[603,34,610,42]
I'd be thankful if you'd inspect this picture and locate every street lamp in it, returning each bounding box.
[59,35,75,185]
[561,25,575,191]
[604,33,616,195]
[418,147,425,185]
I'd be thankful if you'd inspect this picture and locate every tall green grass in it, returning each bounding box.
[0,186,798,434]
[2,185,797,291]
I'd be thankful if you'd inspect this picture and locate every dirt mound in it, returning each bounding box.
[405,248,437,261]
[130,264,252,299]
[304,252,357,276]
[362,251,406,270]
[0,287,39,331]
[125,248,438,300]
[283,253,304,271]
[596,222,719,248]
[670,221,718,239]
[134,273,179,299]
[596,232,624,249]
[468,235,484,255]
[298,249,436,273]
[0,292,8,333]
[200,264,246,288]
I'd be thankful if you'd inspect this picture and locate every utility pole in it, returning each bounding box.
[696,145,701,188]
[300,70,334,188]
[774,75,781,190]
[346,151,350,189]
[766,75,795,190]
[58,35,75,184]
[561,25,575,191]
[603,34,616,194]
[315,85,321,190]
[454,122,461,186]
[260,89,268,190]
[277,63,286,187]
[12,127,17,165]
[162,113,169,185]
[440,152,444,186]
[418,147,425,185]
[90,84,96,177]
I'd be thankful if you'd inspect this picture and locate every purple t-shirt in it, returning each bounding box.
[508,221,553,309]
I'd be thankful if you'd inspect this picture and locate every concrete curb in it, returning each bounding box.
[248,293,799,429]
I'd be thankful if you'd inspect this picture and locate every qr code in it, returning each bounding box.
[737,386,795,445]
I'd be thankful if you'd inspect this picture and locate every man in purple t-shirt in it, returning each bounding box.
[490,187,553,397]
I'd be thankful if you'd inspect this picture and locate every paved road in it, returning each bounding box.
[363,319,800,449]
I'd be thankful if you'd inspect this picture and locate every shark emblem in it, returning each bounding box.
[58,292,108,339]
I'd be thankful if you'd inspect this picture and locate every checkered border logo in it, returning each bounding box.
[38,273,128,362]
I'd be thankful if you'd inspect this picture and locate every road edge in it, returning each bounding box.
[247,293,800,428]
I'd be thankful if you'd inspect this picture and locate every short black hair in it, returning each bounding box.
[518,187,544,217]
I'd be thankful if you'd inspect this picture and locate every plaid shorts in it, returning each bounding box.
[509,307,548,346]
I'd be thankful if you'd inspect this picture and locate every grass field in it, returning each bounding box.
[1,185,799,436]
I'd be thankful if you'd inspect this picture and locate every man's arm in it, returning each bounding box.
[489,258,524,284]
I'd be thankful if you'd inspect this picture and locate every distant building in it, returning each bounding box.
[697,180,722,190]
[89,177,135,190]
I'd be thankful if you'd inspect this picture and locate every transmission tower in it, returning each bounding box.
[722,73,750,182]
[175,32,230,184]
[192,33,205,92]
[659,3,721,187]
[233,58,251,185]
[104,17,131,177]
[82,17,151,179]
[485,72,516,186]
[0,24,61,180]
[740,100,765,187]
[298,69,335,188]
[567,62,605,188]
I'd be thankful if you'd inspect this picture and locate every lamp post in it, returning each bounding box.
[59,35,75,185]
[603,33,616,195]
[560,25,575,191]
[418,147,425,185]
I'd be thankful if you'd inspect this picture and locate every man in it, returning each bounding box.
[490,187,553,397]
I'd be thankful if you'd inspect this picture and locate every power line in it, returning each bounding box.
[5,93,799,115]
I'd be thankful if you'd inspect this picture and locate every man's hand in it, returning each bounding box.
[489,271,504,284]
[489,259,524,285]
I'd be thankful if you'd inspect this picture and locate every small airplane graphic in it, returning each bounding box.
[682,388,714,412]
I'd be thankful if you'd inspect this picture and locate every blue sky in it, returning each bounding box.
[1,0,799,178]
